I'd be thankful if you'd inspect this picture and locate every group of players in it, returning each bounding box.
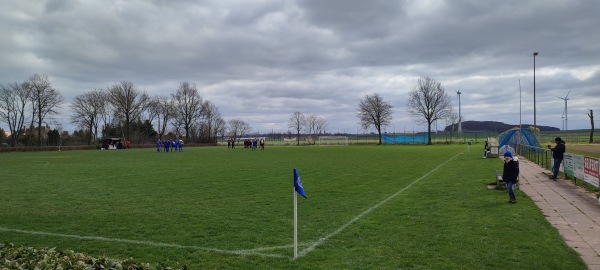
[156,137,266,152]
[227,138,265,150]
[156,139,183,152]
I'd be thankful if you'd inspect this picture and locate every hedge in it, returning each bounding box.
[0,243,187,270]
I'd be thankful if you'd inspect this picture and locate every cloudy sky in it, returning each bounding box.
[1,0,599,135]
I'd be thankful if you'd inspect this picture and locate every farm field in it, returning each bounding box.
[0,145,586,269]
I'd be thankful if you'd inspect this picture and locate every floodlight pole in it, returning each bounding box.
[457,90,465,143]
[519,79,522,153]
[533,52,538,134]
[457,90,462,134]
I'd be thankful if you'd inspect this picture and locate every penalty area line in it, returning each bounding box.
[0,226,289,259]
[297,152,461,258]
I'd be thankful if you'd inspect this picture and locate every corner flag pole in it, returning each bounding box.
[294,186,298,259]
[292,168,306,259]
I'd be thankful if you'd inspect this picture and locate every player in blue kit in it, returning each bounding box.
[157,139,162,152]
[252,138,258,151]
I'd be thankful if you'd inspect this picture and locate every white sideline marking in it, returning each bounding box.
[234,244,294,252]
[297,152,460,258]
[0,226,288,258]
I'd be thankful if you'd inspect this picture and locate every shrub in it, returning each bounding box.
[0,243,187,270]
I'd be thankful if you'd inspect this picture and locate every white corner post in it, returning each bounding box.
[294,187,298,259]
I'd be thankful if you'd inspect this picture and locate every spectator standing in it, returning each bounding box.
[483,140,490,158]
[502,151,519,204]
[548,137,566,180]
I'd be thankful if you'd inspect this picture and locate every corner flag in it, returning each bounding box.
[293,168,307,259]
[294,168,307,198]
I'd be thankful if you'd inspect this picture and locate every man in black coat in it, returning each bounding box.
[549,137,566,180]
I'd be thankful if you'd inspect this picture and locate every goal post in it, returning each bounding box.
[318,136,349,146]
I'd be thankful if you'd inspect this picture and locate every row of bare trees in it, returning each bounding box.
[1,75,255,147]
[0,75,480,147]
[70,81,229,145]
[358,76,598,145]
[288,112,328,145]
[295,76,452,147]
[357,76,455,145]
[0,74,64,147]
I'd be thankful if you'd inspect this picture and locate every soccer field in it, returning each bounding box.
[0,145,586,269]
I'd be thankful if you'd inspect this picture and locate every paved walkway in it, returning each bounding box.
[518,157,600,269]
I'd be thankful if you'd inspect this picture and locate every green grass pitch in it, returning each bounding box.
[0,145,586,269]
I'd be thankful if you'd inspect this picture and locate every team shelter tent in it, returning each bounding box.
[497,127,541,152]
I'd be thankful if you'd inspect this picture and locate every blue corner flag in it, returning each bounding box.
[294,168,307,198]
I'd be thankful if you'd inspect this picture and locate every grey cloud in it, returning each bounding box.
[1,0,599,134]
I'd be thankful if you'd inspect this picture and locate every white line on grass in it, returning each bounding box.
[0,226,289,259]
[297,152,461,258]
[233,244,294,252]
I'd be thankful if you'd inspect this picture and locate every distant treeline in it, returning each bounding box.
[444,121,560,132]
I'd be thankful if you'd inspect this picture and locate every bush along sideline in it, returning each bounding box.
[0,243,187,270]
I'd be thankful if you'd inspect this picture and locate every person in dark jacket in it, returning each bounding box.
[548,137,566,180]
[502,151,519,204]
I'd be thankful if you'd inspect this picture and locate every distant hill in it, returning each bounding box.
[444,121,559,132]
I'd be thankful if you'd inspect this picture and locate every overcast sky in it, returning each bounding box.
[1,0,599,135]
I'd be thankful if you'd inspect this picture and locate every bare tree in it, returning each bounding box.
[305,115,327,145]
[289,111,305,146]
[98,87,113,138]
[199,100,223,143]
[70,89,107,145]
[107,81,149,141]
[214,117,226,143]
[588,109,595,143]
[0,127,6,143]
[172,82,204,142]
[148,96,175,140]
[407,77,452,145]
[171,115,184,139]
[228,119,251,143]
[141,96,160,132]
[0,82,32,146]
[357,93,393,145]
[28,74,64,146]
[443,110,459,143]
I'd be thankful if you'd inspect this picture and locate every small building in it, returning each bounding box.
[486,137,500,158]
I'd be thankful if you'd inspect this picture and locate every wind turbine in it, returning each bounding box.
[557,89,571,130]
[560,110,565,131]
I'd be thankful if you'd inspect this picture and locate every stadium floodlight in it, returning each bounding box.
[533,52,539,133]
